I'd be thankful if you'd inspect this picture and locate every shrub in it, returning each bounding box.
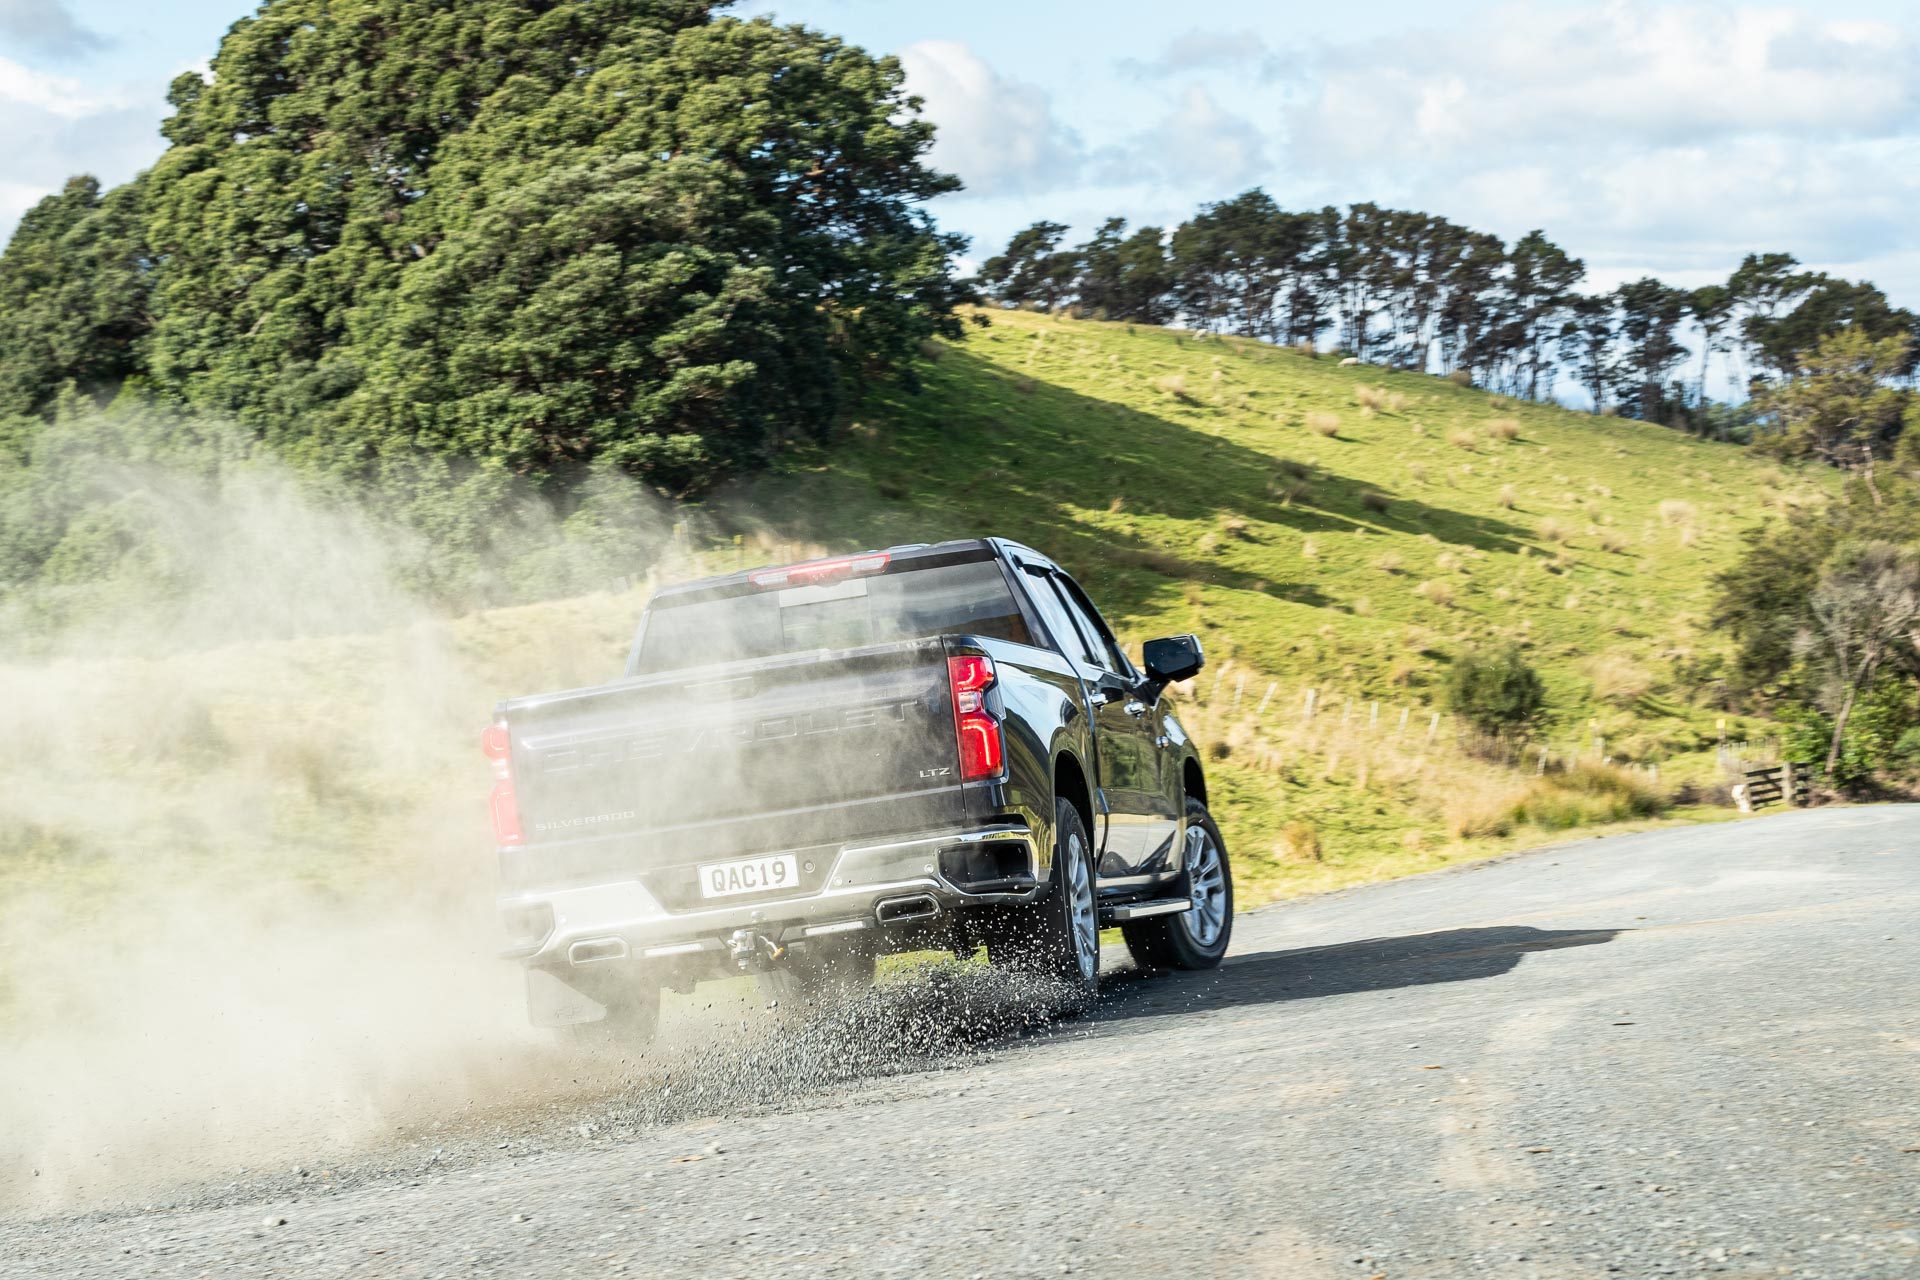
[1448,369,1474,387]
[1782,676,1919,792]
[1307,411,1341,437]
[1444,645,1545,734]
[1359,490,1390,514]
[1511,763,1664,830]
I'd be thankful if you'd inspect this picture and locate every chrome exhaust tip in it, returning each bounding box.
[875,894,941,926]
[568,937,630,965]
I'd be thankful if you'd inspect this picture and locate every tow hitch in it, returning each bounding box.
[727,928,786,972]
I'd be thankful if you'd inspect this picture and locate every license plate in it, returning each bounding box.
[698,853,800,899]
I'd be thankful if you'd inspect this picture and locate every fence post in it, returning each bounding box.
[1426,712,1440,745]
[1256,683,1276,716]
[1782,759,1796,807]
[1303,688,1318,720]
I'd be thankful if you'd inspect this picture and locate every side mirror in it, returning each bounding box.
[1141,634,1204,686]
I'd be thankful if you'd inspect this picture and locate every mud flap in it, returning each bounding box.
[526,968,606,1027]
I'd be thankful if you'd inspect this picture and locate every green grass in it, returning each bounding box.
[1,309,1811,941]
[720,308,1813,892]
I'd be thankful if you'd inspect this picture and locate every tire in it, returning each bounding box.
[986,797,1100,1005]
[756,941,877,1010]
[1122,798,1233,972]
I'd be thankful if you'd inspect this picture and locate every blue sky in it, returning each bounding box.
[5,0,1919,304]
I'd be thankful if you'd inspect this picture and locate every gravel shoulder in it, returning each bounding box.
[5,805,1919,1279]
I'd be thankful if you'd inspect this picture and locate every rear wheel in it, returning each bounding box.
[987,797,1099,1005]
[756,941,877,1011]
[1123,798,1232,971]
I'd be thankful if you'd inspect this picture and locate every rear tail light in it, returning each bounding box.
[749,551,890,589]
[481,722,525,847]
[948,654,1004,782]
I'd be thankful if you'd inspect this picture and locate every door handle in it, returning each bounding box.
[1122,700,1149,718]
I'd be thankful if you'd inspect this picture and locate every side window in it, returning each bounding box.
[1021,566,1098,667]
[1049,574,1123,676]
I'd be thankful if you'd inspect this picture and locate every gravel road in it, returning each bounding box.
[6,805,1919,1279]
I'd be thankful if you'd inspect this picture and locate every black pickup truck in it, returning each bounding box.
[486,537,1233,1038]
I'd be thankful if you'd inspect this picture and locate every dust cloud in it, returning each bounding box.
[0,454,674,1211]
[0,442,1068,1216]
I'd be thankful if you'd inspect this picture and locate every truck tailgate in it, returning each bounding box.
[497,638,970,898]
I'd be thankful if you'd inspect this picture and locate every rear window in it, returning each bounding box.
[633,559,1032,674]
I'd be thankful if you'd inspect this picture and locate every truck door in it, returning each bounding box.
[1019,564,1171,880]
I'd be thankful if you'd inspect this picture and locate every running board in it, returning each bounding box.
[1101,898,1192,923]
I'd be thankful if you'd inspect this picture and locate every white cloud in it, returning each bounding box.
[1119,28,1273,79]
[0,0,107,60]
[0,55,161,240]
[1274,2,1920,289]
[1289,3,1919,167]
[898,40,1084,197]
[1110,87,1270,191]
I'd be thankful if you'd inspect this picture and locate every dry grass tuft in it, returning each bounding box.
[1589,650,1653,703]
[1409,462,1429,484]
[1278,821,1323,862]
[1486,417,1520,441]
[1359,490,1390,515]
[1155,373,1193,402]
[1658,498,1697,527]
[1497,484,1517,509]
[1537,516,1574,544]
[1373,551,1406,575]
[1447,428,1478,451]
[1595,528,1631,554]
[1413,578,1456,607]
[1354,384,1407,414]
[1271,477,1312,506]
[1307,411,1341,437]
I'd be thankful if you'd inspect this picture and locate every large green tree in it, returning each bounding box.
[2,0,968,494]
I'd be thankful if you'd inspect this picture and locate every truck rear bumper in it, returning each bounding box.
[499,824,1039,970]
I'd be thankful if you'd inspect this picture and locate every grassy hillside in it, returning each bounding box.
[725,308,1813,890]
[1,310,1811,930]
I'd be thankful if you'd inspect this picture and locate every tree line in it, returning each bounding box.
[977,193,1919,437]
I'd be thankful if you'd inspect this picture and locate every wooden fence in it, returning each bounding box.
[1734,762,1813,811]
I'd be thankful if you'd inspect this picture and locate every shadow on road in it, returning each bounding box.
[1090,925,1624,1027]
